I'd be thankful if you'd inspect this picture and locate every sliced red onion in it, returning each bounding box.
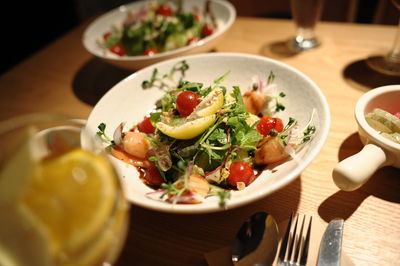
[113,122,126,145]
[145,189,167,201]
[168,190,204,204]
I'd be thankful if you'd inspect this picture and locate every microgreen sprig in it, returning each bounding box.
[96,123,115,147]
[142,60,189,91]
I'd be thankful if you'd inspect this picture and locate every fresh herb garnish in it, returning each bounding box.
[142,60,189,90]
[267,71,275,84]
[96,123,115,147]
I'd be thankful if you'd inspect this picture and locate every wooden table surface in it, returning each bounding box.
[1,17,400,265]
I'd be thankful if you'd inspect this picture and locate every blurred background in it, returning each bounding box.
[0,0,397,75]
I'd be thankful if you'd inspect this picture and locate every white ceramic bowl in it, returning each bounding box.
[82,0,236,71]
[333,85,400,191]
[85,53,330,213]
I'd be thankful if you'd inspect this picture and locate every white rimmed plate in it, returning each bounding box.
[85,53,331,213]
[82,0,236,70]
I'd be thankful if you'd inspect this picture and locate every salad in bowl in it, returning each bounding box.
[85,53,330,213]
[83,0,235,70]
[99,1,218,57]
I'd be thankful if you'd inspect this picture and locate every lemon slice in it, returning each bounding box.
[157,114,216,140]
[188,87,224,118]
[23,148,117,257]
[0,205,52,266]
[0,126,37,204]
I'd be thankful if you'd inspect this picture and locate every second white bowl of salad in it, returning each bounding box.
[85,53,330,213]
[82,0,236,70]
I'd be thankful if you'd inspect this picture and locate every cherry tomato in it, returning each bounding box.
[103,32,111,40]
[109,44,126,56]
[156,3,173,16]
[227,162,255,187]
[176,91,201,117]
[202,23,215,37]
[256,117,284,136]
[143,48,158,56]
[193,13,200,21]
[187,37,200,45]
[137,117,155,134]
[144,165,164,186]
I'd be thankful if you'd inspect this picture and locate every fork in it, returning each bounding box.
[277,213,312,266]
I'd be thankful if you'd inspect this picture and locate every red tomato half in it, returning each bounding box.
[137,117,155,134]
[187,37,200,45]
[156,3,173,16]
[228,162,255,187]
[109,44,126,56]
[176,91,201,117]
[202,24,215,37]
[143,48,158,56]
[144,165,164,186]
[256,117,284,136]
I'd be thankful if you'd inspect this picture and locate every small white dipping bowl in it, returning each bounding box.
[333,85,400,191]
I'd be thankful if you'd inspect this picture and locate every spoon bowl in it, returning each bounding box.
[231,212,279,266]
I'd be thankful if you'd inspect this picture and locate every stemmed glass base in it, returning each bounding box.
[366,7,400,77]
[366,55,400,77]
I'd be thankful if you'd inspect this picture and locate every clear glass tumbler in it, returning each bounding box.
[0,113,129,266]
[289,0,325,50]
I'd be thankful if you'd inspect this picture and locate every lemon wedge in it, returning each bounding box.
[23,148,117,257]
[157,114,216,140]
[188,87,224,118]
[156,87,224,139]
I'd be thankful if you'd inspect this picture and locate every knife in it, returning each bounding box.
[317,218,344,266]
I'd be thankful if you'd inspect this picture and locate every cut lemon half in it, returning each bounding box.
[157,114,216,140]
[23,148,118,257]
[189,87,224,118]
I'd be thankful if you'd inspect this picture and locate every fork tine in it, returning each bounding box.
[278,213,313,266]
[293,215,306,262]
[277,212,294,262]
[287,214,299,262]
[299,216,312,266]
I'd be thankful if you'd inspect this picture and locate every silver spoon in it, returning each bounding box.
[231,212,279,266]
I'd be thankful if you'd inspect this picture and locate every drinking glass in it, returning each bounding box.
[0,113,129,266]
[366,0,400,76]
[289,0,325,50]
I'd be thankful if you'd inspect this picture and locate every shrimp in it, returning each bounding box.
[255,136,289,165]
[243,90,267,115]
[122,131,150,159]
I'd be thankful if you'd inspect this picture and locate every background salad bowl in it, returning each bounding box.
[85,53,330,213]
[82,0,236,71]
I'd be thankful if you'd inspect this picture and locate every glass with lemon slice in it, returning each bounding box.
[0,113,129,266]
